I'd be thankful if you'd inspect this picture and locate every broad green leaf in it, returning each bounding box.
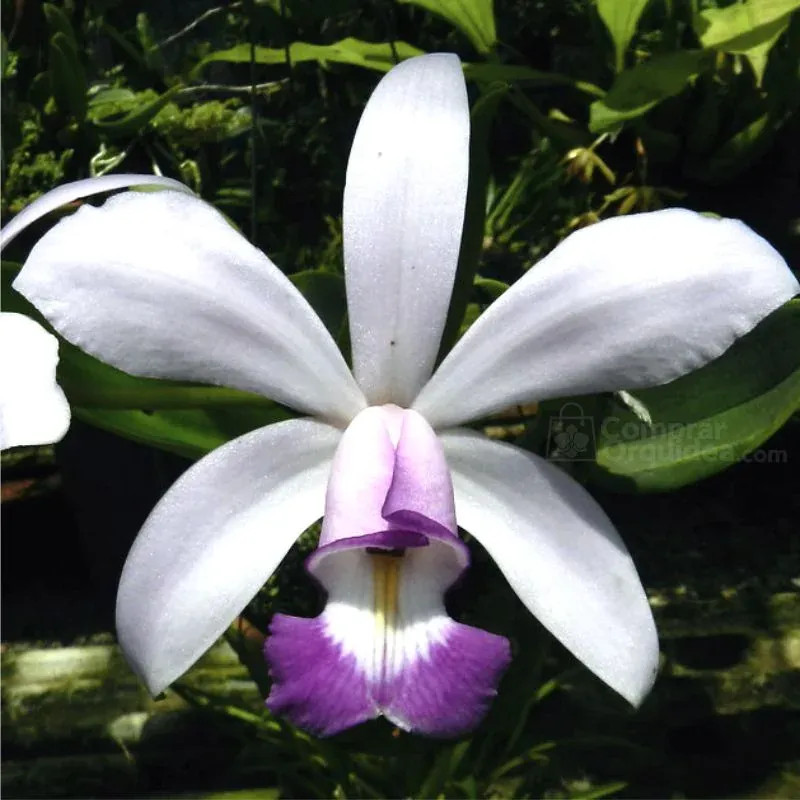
[195,38,425,76]
[693,0,800,51]
[589,50,712,133]
[585,300,800,492]
[57,341,278,410]
[740,17,791,85]
[74,405,291,461]
[693,0,800,85]
[596,0,651,73]
[397,0,497,55]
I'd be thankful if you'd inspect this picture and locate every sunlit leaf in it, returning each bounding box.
[195,38,602,96]
[693,0,800,51]
[596,0,651,73]
[397,0,497,54]
[741,17,790,86]
[589,50,712,132]
[195,38,425,76]
[693,0,800,85]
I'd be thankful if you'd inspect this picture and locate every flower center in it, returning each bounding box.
[371,551,401,687]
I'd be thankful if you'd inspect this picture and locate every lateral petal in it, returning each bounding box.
[0,313,70,449]
[13,189,365,425]
[0,174,191,250]
[415,210,799,428]
[116,418,341,695]
[442,429,659,706]
[343,53,469,406]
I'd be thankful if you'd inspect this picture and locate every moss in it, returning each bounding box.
[152,99,251,149]
[2,107,73,216]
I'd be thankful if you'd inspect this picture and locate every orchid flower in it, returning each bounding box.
[0,312,70,450]
[5,54,798,738]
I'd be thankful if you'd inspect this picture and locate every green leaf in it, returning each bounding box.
[57,341,279,411]
[693,0,800,85]
[596,0,652,73]
[195,38,425,76]
[693,0,800,51]
[473,275,508,302]
[49,32,88,120]
[740,17,791,85]
[195,38,603,96]
[589,50,712,133]
[463,63,604,97]
[74,405,290,461]
[585,301,800,492]
[90,85,181,138]
[397,0,497,55]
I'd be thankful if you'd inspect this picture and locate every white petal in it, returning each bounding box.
[442,429,659,706]
[343,53,469,406]
[415,210,800,428]
[13,189,366,425]
[0,174,192,250]
[116,418,341,694]
[0,313,70,449]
